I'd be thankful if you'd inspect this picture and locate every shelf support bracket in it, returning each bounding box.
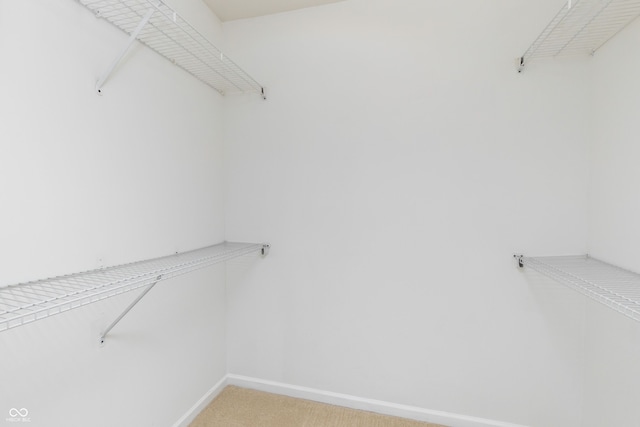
[261,243,271,256]
[514,254,524,268]
[95,7,155,94]
[99,274,162,345]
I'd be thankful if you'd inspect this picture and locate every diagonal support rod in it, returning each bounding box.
[95,7,155,94]
[99,275,162,345]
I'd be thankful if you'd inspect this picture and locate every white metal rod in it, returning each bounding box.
[95,7,155,93]
[99,275,162,345]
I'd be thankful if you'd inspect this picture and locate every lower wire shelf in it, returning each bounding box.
[0,241,269,333]
[516,255,640,322]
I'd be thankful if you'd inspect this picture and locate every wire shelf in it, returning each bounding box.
[519,255,640,322]
[519,0,640,69]
[0,241,267,333]
[78,0,264,97]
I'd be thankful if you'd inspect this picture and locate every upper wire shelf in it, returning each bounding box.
[78,0,265,98]
[516,255,640,322]
[518,0,640,71]
[0,241,268,333]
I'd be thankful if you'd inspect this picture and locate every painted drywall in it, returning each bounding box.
[0,1,228,426]
[222,1,591,426]
[583,13,640,427]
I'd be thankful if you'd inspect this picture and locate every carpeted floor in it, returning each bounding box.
[189,386,447,427]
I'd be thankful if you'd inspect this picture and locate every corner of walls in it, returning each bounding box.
[171,375,229,427]
[587,14,640,271]
[581,13,640,427]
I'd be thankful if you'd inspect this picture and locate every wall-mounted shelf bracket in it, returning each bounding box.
[95,7,155,94]
[261,243,270,256]
[99,274,162,346]
[514,254,524,268]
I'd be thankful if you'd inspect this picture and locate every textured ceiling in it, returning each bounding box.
[203,0,346,22]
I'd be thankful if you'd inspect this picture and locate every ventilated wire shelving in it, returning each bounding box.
[0,242,269,335]
[518,0,640,71]
[78,0,265,98]
[516,255,640,322]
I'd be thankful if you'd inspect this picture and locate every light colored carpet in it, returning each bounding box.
[189,385,447,427]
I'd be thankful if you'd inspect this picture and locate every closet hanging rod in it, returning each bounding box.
[0,241,269,335]
[515,254,640,322]
[78,0,266,99]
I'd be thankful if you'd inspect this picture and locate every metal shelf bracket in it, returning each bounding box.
[95,7,155,94]
[99,274,162,346]
[514,254,524,268]
[261,243,271,256]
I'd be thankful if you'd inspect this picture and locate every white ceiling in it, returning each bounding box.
[203,0,346,22]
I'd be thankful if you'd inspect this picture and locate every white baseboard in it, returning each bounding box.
[226,374,530,427]
[174,373,530,427]
[171,375,228,427]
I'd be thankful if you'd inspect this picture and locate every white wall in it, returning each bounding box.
[222,1,591,426]
[7,0,639,426]
[0,1,227,426]
[583,13,640,427]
